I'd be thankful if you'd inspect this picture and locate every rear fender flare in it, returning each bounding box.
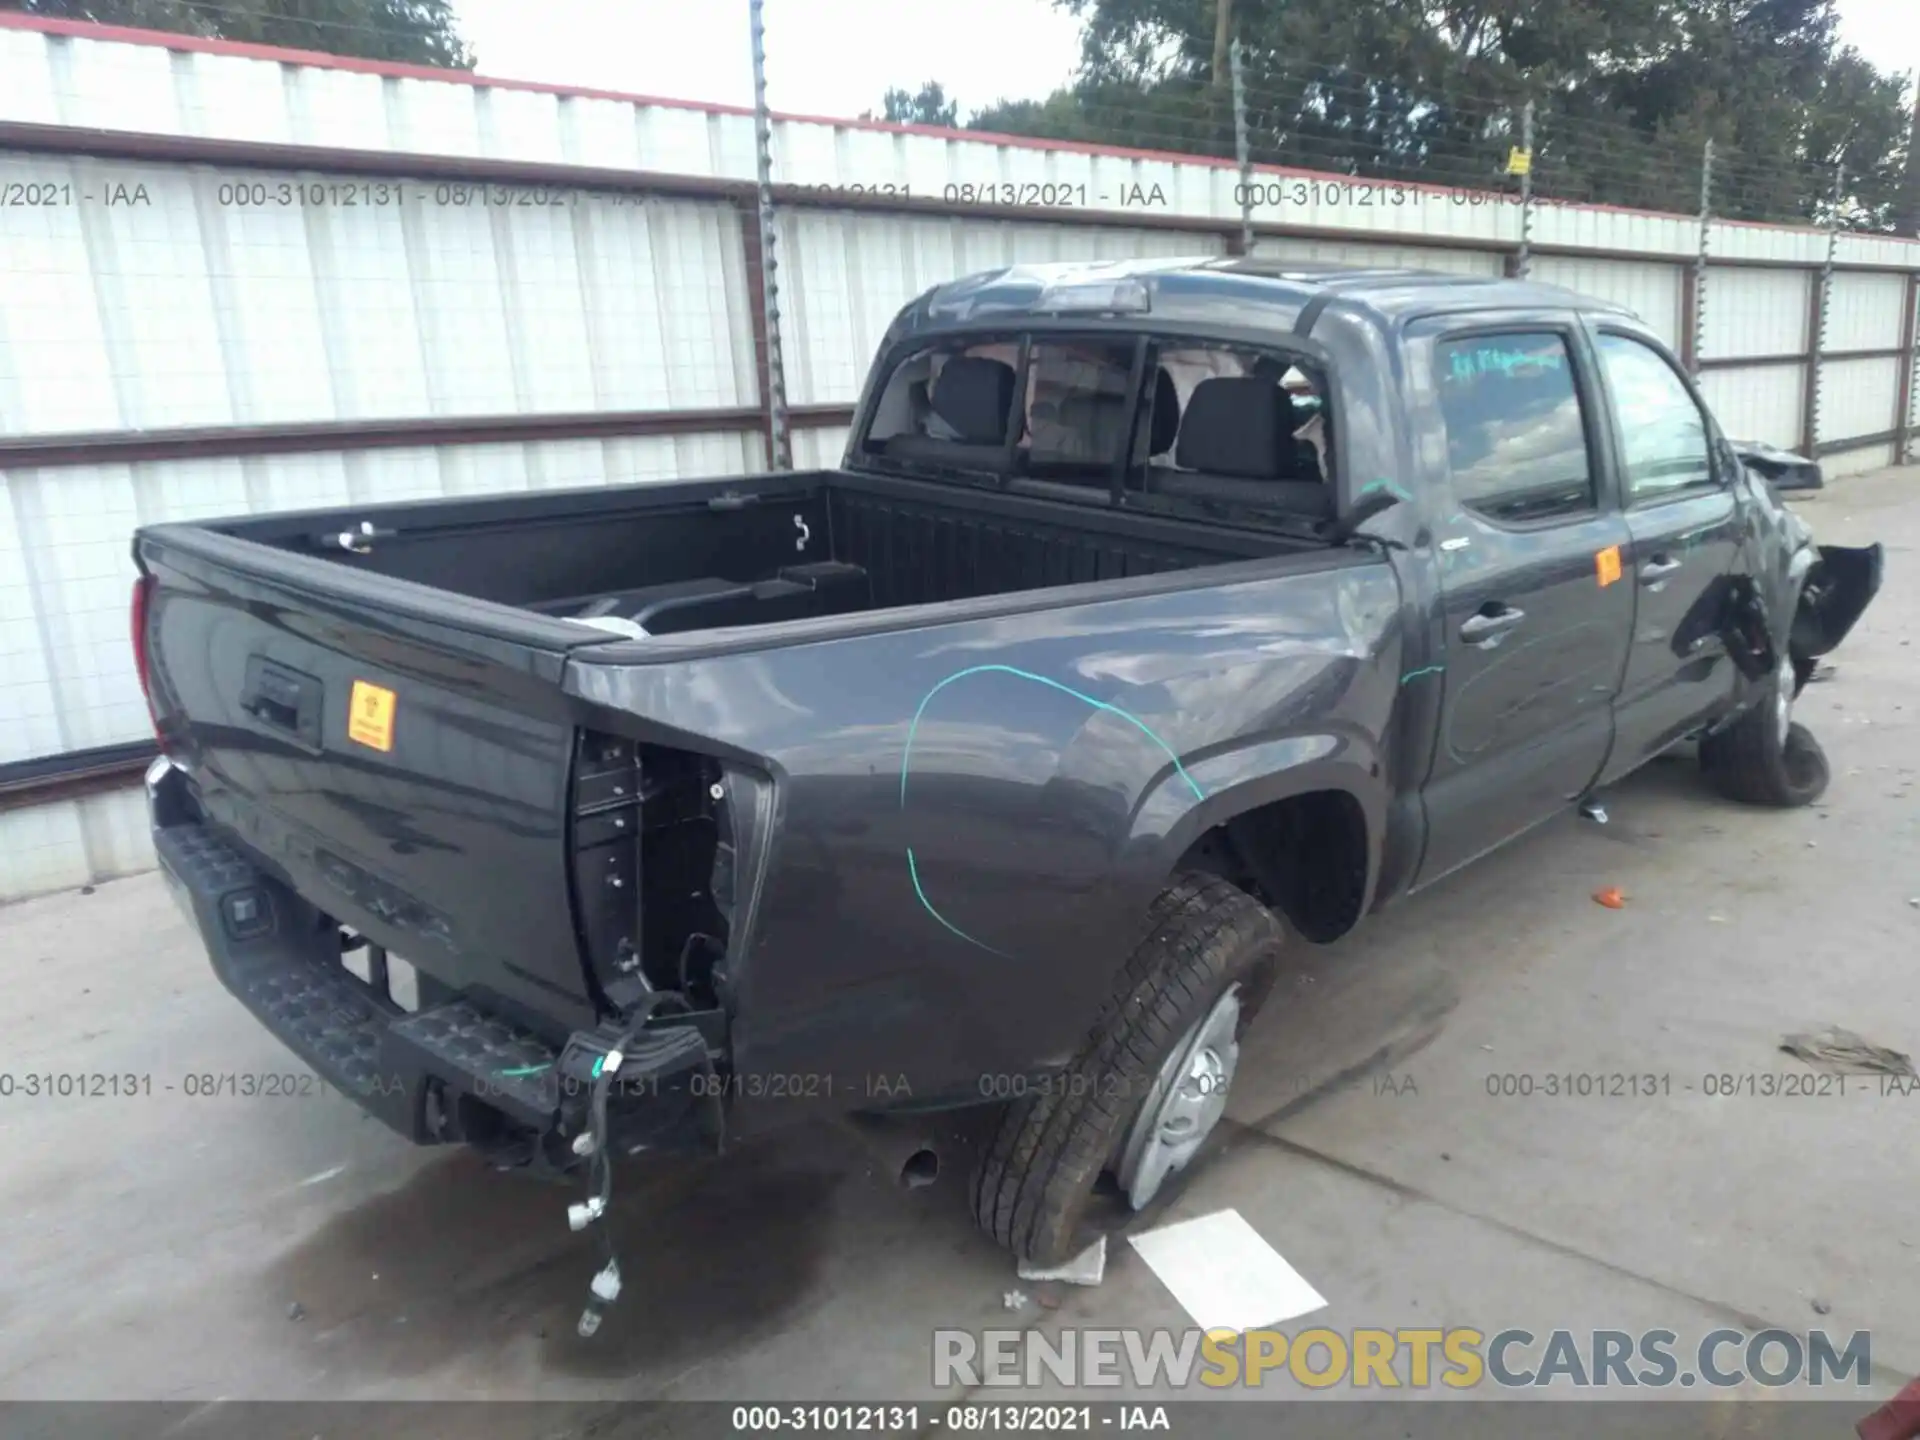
[1117,730,1388,919]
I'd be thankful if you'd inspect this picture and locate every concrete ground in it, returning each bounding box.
[2,466,1916,1434]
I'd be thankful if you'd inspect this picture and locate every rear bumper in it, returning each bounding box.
[152,790,432,1140]
[150,760,719,1159]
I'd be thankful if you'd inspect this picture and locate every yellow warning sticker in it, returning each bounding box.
[347,680,396,752]
[1596,545,1623,587]
[1505,146,1533,177]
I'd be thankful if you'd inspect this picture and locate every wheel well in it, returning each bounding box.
[1177,790,1369,943]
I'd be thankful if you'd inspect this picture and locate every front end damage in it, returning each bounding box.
[1787,544,1883,689]
[1716,457,1884,696]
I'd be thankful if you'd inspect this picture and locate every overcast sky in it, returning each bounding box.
[452,0,1916,118]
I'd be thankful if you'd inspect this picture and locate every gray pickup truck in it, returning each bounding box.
[136,258,1880,1300]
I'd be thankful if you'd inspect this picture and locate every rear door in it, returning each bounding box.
[1411,319,1635,886]
[1586,327,1743,779]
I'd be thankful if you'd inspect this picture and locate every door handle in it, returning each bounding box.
[1639,556,1684,584]
[240,656,323,748]
[1459,606,1526,646]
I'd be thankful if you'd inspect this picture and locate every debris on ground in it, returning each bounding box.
[1002,1290,1029,1311]
[1592,887,1627,909]
[1809,663,1838,684]
[1780,1027,1916,1078]
[286,1302,305,1321]
[1812,1299,1832,1315]
[1017,1235,1107,1287]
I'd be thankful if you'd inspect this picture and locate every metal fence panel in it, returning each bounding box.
[1697,366,1807,450]
[1530,256,1685,346]
[1699,269,1812,360]
[1825,273,1910,354]
[1818,356,1904,444]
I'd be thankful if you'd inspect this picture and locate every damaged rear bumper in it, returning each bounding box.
[149,759,723,1169]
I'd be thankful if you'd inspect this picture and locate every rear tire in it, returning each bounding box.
[1700,656,1830,807]
[969,873,1282,1267]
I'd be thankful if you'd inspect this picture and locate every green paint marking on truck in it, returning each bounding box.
[899,664,1206,954]
[907,846,1008,956]
[899,664,1206,810]
[1400,665,1446,684]
[497,1063,551,1077]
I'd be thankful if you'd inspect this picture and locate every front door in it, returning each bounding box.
[1587,328,1743,781]
[1413,323,1635,887]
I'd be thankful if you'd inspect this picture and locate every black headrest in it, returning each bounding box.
[932,357,1015,445]
[1175,376,1286,478]
[1148,368,1180,455]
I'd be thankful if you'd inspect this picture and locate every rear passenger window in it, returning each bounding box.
[1434,333,1596,524]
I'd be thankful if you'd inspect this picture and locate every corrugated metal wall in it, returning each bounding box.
[1,15,1918,901]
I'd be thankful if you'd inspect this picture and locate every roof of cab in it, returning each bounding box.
[897,255,1636,338]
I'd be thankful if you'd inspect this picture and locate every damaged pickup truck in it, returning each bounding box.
[137,259,1881,1311]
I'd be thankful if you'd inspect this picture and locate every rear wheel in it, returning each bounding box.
[1700,655,1830,807]
[970,873,1282,1267]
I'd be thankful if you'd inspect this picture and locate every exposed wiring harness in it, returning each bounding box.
[565,995,669,1338]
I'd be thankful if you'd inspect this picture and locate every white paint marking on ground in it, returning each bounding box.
[298,1164,347,1187]
[1017,1234,1107,1286]
[1127,1208,1327,1333]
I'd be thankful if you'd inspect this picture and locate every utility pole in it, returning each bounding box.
[1211,0,1234,91]
[1898,71,1920,237]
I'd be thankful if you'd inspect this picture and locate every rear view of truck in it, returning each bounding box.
[136,517,742,1189]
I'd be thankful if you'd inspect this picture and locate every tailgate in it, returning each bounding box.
[137,525,604,1033]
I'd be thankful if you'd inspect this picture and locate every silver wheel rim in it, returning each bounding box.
[1112,985,1241,1210]
[1774,655,1793,749]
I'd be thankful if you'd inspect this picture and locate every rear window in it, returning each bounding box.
[862,338,1137,478]
[858,334,1333,521]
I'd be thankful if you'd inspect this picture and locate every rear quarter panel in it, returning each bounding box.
[568,554,1406,1125]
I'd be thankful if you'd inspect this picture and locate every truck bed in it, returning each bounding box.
[206,469,1300,638]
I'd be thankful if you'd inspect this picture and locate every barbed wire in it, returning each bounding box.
[14,4,1903,233]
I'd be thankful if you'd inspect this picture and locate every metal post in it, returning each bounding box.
[1515,100,1536,280]
[1230,39,1252,256]
[1690,138,1715,377]
[748,0,791,470]
[1805,161,1844,458]
[1896,272,1918,465]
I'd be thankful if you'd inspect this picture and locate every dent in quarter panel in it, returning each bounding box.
[566,559,1403,1120]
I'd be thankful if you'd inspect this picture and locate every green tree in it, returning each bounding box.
[1,0,474,69]
[950,0,1914,231]
[882,81,959,127]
